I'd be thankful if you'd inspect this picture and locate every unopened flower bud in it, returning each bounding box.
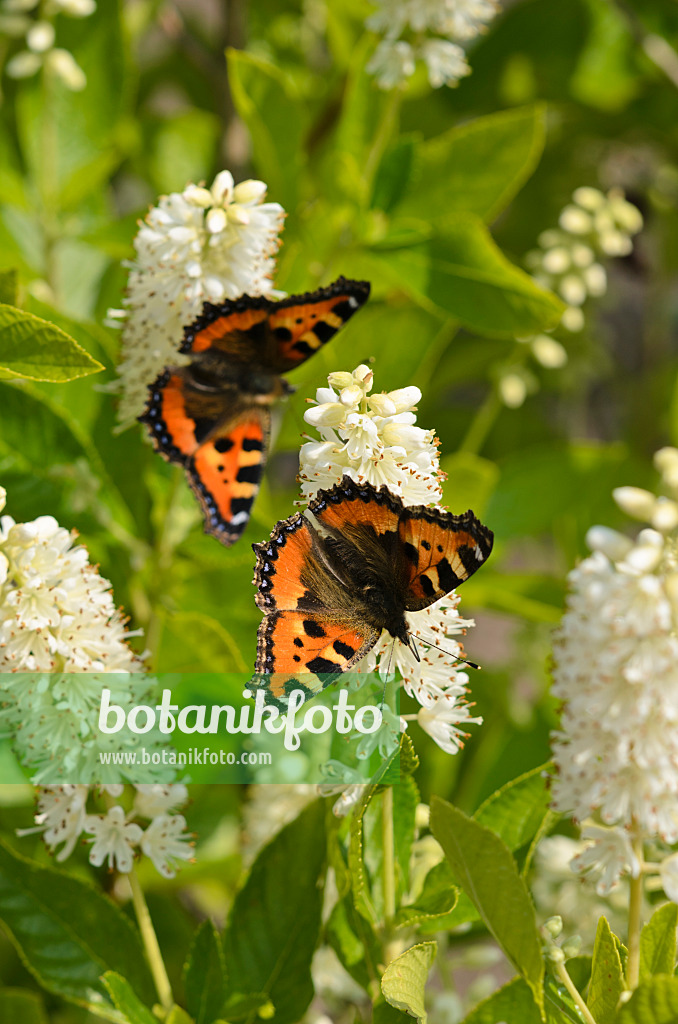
[586,526,633,562]
[327,372,354,390]
[531,335,567,368]
[46,48,86,90]
[205,207,228,234]
[562,935,582,958]
[233,179,267,204]
[613,486,657,521]
[368,393,397,417]
[560,206,593,234]
[304,403,346,428]
[211,170,234,204]
[227,204,250,226]
[546,946,566,965]
[182,185,213,208]
[561,306,585,332]
[542,247,570,274]
[573,187,605,211]
[559,275,587,306]
[543,916,563,939]
[387,386,421,412]
[352,364,373,388]
[6,50,41,78]
[27,21,54,52]
[584,263,607,296]
[340,385,364,407]
[498,373,527,409]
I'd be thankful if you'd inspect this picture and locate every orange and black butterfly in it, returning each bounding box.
[250,476,494,704]
[139,278,370,545]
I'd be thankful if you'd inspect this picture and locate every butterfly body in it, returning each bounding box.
[140,279,370,545]
[251,477,494,702]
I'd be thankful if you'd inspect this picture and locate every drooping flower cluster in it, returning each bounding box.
[22,783,193,878]
[0,486,163,780]
[300,364,444,506]
[301,365,483,810]
[526,186,643,334]
[2,0,95,91]
[365,0,499,90]
[112,171,285,429]
[497,186,643,409]
[551,447,678,894]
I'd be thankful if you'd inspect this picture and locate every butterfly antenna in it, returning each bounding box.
[407,631,481,671]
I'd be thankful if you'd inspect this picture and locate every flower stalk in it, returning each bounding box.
[129,866,174,1013]
[626,836,645,991]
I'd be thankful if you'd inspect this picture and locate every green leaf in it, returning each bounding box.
[430,796,544,1015]
[587,917,625,1024]
[394,775,419,897]
[374,215,564,337]
[0,304,103,382]
[102,973,156,1024]
[618,976,678,1024]
[373,999,413,1024]
[461,977,542,1024]
[150,110,220,195]
[0,837,154,1009]
[222,800,326,1024]
[398,105,546,223]
[0,268,18,306]
[372,135,418,213]
[381,941,437,1024]
[640,904,678,981]
[220,992,269,1020]
[474,764,552,854]
[183,920,227,1024]
[326,896,381,993]
[395,861,458,930]
[349,787,379,924]
[0,988,49,1024]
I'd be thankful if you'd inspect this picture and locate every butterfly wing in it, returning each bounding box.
[398,506,494,611]
[252,509,379,692]
[181,298,272,359]
[187,411,270,545]
[266,277,371,371]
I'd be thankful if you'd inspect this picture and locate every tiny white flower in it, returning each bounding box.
[366,39,416,89]
[571,824,640,895]
[140,814,194,878]
[419,38,470,88]
[660,852,678,904]
[417,694,482,755]
[23,784,89,861]
[85,806,143,873]
[133,783,189,819]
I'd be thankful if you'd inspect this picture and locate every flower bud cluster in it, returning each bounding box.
[526,186,643,334]
[551,448,678,892]
[112,171,285,429]
[3,0,94,90]
[300,363,443,506]
[365,0,499,90]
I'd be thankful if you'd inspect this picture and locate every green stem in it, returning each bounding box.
[144,466,185,662]
[458,388,502,455]
[40,62,60,299]
[553,961,597,1024]
[381,786,398,962]
[129,867,174,1012]
[626,837,645,991]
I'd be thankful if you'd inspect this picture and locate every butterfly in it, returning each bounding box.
[250,476,494,704]
[139,278,370,545]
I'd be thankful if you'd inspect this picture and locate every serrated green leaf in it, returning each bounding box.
[617,975,678,1024]
[461,977,542,1023]
[222,801,325,1024]
[430,797,544,1015]
[374,215,564,337]
[102,973,156,1024]
[349,787,379,924]
[587,916,624,1023]
[474,764,552,853]
[394,776,419,897]
[0,268,18,306]
[381,942,437,1024]
[183,920,227,1024]
[398,105,546,223]
[640,904,678,981]
[0,988,49,1024]
[0,304,103,382]
[0,837,154,1009]
[372,135,418,213]
[395,861,458,930]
